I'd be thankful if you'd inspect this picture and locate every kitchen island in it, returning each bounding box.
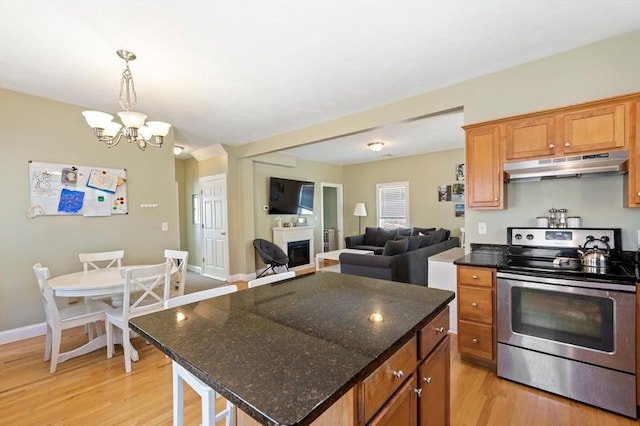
[130,271,454,425]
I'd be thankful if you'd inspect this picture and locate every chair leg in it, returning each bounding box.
[49,329,62,374]
[43,326,52,361]
[172,362,184,426]
[202,387,215,426]
[122,326,132,373]
[106,320,115,359]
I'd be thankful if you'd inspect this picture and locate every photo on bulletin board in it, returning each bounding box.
[28,161,127,217]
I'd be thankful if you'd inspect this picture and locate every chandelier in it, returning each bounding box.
[82,50,171,151]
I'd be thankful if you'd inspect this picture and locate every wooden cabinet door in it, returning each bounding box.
[418,337,450,426]
[465,125,504,209]
[561,104,626,154]
[504,115,556,160]
[368,375,418,426]
[627,101,640,207]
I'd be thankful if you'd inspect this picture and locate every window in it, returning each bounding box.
[377,181,409,228]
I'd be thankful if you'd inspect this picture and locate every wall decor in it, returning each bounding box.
[28,160,127,217]
[438,185,451,202]
[456,163,465,181]
[192,194,200,224]
[455,203,465,217]
[452,183,465,203]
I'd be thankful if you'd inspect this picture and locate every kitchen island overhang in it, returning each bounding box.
[130,271,454,426]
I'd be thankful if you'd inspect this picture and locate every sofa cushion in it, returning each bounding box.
[363,227,378,245]
[404,235,422,252]
[376,227,398,246]
[419,233,437,247]
[382,238,409,256]
[412,227,436,236]
[397,227,413,237]
[430,228,448,243]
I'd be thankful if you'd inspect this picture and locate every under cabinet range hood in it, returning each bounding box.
[504,151,629,183]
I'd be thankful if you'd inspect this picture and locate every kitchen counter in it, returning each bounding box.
[453,244,507,268]
[129,271,454,426]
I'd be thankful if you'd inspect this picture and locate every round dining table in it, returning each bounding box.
[48,264,177,363]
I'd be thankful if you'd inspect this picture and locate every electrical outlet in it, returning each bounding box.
[162,222,168,231]
[478,222,487,235]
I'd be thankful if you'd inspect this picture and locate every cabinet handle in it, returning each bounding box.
[472,275,478,280]
[423,377,432,385]
[494,198,499,202]
[472,338,478,344]
[637,192,640,197]
[471,302,478,308]
[434,326,445,333]
[549,143,555,149]
[414,388,423,397]
[564,142,571,147]
[392,370,404,379]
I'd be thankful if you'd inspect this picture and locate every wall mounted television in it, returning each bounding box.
[268,177,314,215]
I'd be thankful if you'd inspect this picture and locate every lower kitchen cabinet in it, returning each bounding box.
[457,265,496,365]
[360,307,451,425]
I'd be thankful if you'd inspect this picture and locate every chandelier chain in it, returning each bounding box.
[119,61,137,111]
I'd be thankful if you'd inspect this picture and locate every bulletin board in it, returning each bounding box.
[28,161,128,217]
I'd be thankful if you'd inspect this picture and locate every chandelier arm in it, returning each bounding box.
[144,136,164,148]
[99,132,124,148]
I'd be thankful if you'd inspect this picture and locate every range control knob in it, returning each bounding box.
[600,236,610,243]
[526,234,534,240]
[514,233,523,240]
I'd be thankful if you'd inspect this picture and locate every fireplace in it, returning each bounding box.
[287,240,310,268]
[272,226,315,269]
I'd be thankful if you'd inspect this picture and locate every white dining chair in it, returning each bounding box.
[164,284,238,426]
[78,250,125,272]
[78,250,125,336]
[105,262,172,373]
[248,271,296,288]
[164,249,189,297]
[32,263,111,373]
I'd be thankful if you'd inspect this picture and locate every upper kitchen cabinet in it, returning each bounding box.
[504,115,557,160]
[561,103,626,154]
[464,124,505,209]
[503,100,629,162]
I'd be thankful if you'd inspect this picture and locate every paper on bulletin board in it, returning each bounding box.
[83,190,113,217]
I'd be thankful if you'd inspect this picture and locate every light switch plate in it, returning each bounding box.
[162,222,168,231]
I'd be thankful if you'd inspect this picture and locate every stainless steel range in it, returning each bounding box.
[496,227,637,418]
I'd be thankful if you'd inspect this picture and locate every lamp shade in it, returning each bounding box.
[117,111,147,129]
[353,203,367,217]
[82,111,114,129]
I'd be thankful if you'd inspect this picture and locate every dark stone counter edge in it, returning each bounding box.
[129,294,454,426]
[453,244,507,268]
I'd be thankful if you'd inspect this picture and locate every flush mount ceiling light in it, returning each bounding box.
[173,145,184,156]
[82,50,171,151]
[368,141,384,152]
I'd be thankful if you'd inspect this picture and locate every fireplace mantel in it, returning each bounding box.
[272,227,315,269]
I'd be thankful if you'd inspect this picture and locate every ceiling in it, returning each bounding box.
[1,1,639,164]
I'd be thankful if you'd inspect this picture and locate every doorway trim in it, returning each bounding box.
[320,182,344,250]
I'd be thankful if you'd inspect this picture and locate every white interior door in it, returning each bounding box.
[200,174,229,280]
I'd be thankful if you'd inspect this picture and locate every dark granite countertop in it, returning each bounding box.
[453,244,508,268]
[129,271,454,426]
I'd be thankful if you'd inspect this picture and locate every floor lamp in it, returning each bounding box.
[353,203,367,234]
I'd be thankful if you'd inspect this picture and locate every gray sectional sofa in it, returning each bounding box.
[340,227,460,285]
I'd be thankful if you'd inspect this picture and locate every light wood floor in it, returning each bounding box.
[1,324,636,426]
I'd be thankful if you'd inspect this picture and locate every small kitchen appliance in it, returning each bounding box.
[496,227,637,418]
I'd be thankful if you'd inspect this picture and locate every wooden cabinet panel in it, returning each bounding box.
[504,115,556,160]
[465,124,504,209]
[458,320,494,360]
[362,336,417,422]
[458,266,493,288]
[626,101,640,207]
[458,287,493,324]
[419,306,449,360]
[418,337,450,426]
[561,104,626,154]
[368,374,418,426]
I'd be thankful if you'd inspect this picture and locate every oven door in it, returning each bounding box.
[497,272,636,373]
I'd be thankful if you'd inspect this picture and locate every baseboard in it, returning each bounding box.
[187,264,201,273]
[0,322,46,345]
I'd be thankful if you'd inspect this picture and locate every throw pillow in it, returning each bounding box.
[363,227,378,245]
[376,227,398,246]
[382,238,409,256]
[412,227,436,236]
[397,227,413,237]
[419,233,437,247]
[405,235,422,251]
